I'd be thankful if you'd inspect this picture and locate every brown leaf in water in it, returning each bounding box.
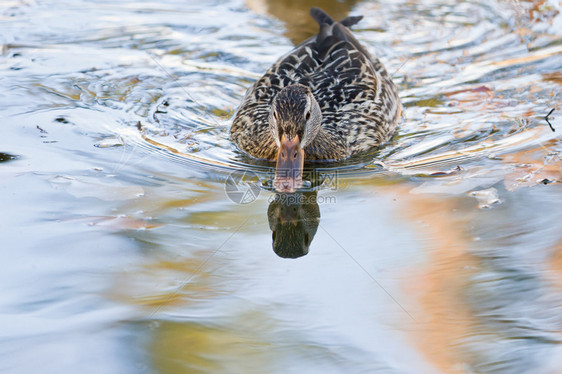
[443,85,506,112]
[543,72,562,85]
[502,142,561,191]
[445,85,492,97]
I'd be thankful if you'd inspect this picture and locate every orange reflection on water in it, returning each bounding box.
[546,239,562,292]
[245,0,360,44]
[399,192,477,373]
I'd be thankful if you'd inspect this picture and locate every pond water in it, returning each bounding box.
[1,0,561,373]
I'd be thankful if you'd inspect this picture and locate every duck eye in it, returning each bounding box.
[292,150,298,159]
[305,112,311,121]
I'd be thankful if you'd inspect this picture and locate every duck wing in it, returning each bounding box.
[306,8,401,158]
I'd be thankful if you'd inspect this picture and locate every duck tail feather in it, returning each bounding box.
[340,15,363,27]
[310,7,363,28]
[316,23,332,45]
[332,22,352,42]
[312,9,367,60]
[310,7,334,26]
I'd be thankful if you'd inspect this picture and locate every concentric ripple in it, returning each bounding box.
[2,0,560,181]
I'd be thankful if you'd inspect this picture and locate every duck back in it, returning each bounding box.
[231,7,401,161]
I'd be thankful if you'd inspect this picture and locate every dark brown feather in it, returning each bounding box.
[230,7,401,161]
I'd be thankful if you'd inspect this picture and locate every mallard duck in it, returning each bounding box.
[231,7,401,192]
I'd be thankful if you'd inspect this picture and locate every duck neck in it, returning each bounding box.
[304,126,349,161]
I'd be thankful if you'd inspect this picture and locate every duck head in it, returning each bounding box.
[269,84,322,192]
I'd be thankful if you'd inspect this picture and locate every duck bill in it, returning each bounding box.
[274,134,305,193]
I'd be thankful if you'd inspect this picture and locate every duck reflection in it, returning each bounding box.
[246,0,360,44]
[267,190,320,258]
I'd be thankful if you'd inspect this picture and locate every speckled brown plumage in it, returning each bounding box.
[230,7,401,161]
